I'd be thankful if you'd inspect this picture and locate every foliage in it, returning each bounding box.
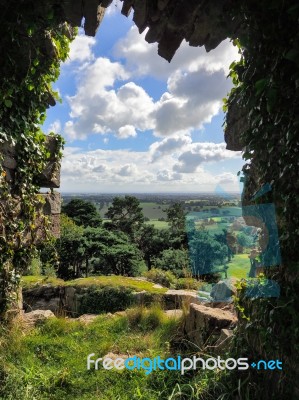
[62,199,102,228]
[165,202,186,236]
[220,0,299,396]
[105,196,145,239]
[144,268,177,288]
[175,277,201,290]
[21,275,168,294]
[188,230,228,277]
[0,2,76,317]
[153,248,191,278]
[78,285,134,314]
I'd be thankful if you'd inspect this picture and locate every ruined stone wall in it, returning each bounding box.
[0,136,61,241]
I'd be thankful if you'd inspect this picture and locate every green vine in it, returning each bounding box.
[221,0,299,397]
[0,2,76,318]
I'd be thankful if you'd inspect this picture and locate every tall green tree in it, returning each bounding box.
[188,230,228,277]
[165,202,186,234]
[62,199,102,228]
[105,196,144,238]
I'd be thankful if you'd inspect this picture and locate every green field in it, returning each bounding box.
[227,253,251,279]
[98,202,168,220]
[145,219,169,230]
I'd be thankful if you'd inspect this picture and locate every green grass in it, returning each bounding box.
[227,253,251,279]
[145,219,169,230]
[21,275,168,294]
[0,306,185,400]
[98,202,169,220]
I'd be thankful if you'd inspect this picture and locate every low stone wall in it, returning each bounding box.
[22,285,203,316]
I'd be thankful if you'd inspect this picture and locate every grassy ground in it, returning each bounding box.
[21,275,168,294]
[227,254,250,279]
[99,202,168,220]
[0,304,235,400]
[145,220,169,230]
[0,306,186,400]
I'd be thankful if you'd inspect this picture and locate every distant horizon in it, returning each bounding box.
[60,191,241,195]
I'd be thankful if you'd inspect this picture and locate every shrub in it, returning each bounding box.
[126,304,166,331]
[175,278,201,290]
[78,285,134,314]
[143,268,177,288]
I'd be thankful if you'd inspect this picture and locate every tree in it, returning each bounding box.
[188,230,228,278]
[165,202,186,234]
[153,248,191,278]
[105,196,144,238]
[62,199,102,228]
[136,225,172,270]
[87,228,143,276]
[56,215,85,279]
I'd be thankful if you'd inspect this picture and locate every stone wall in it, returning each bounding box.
[0,136,61,241]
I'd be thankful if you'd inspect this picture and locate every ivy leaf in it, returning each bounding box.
[266,88,277,113]
[4,99,12,108]
[255,79,268,95]
[284,49,299,63]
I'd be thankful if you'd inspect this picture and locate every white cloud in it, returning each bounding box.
[157,170,182,181]
[66,34,96,64]
[114,26,240,79]
[105,0,123,16]
[153,68,231,137]
[150,135,192,161]
[118,125,137,139]
[64,58,155,141]
[215,172,238,185]
[60,146,242,193]
[117,163,138,176]
[173,143,241,173]
[47,119,61,134]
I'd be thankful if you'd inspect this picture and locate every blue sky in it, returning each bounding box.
[44,2,244,193]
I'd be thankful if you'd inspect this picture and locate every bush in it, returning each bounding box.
[175,278,201,290]
[24,258,41,276]
[143,268,176,288]
[126,304,166,331]
[79,285,134,314]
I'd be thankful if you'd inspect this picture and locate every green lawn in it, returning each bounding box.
[145,219,169,230]
[98,202,169,220]
[227,253,251,279]
[21,275,168,294]
[0,306,184,400]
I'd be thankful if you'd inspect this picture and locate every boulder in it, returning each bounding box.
[22,309,55,327]
[184,303,237,349]
[210,280,237,302]
[163,289,201,309]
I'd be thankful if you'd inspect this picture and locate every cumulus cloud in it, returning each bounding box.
[117,163,138,176]
[153,69,231,136]
[150,135,192,161]
[173,143,241,173]
[66,34,96,64]
[114,26,240,79]
[118,125,137,138]
[215,172,238,185]
[157,170,182,181]
[64,58,155,141]
[47,119,61,134]
[60,146,242,193]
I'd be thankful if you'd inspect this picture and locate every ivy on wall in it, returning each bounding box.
[223,0,299,397]
[0,1,76,318]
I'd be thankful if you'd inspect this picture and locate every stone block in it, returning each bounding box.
[37,136,61,188]
[184,303,237,348]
